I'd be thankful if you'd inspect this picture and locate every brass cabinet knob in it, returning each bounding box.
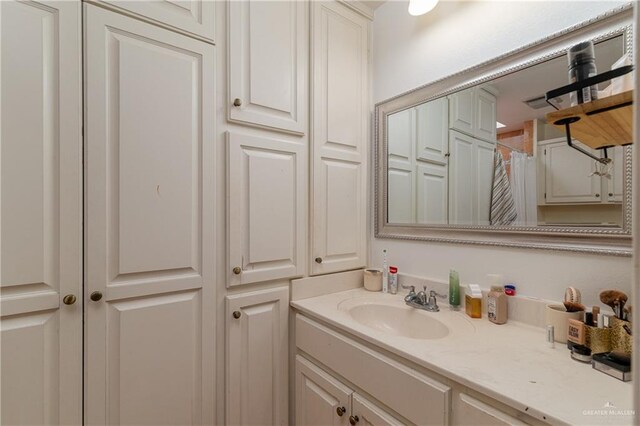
[609,193,614,197]
[62,294,77,305]
[336,406,346,417]
[233,98,242,107]
[232,311,242,319]
[315,257,323,264]
[89,291,103,302]
[232,266,242,275]
[349,415,359,425]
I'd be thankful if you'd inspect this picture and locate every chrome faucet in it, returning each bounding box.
[404,285,446,312]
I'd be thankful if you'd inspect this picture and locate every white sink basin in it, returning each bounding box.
[338,297,475,340]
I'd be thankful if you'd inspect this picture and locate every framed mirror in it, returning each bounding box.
[374,4,633,256]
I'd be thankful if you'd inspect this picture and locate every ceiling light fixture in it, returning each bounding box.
[408,0,439,16]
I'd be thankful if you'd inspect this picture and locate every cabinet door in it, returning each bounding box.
[227,132,305,286]
[352,393,406,426]
[296,355,352,426]
[544,141,601,203]
[311,0,368,275]
[1,1,82,424]
[84,6,215,424]
[606,146,625,203]
[448,130,475,224]
[227,287,289,426]
[474,89,497,142]
[476,139,496,225]
[387,109,416,224]
[99,0,215,41]
[228,0,307,134]
[449,89,474,136]
[416,164,448,224]
[456,393,529,426]
[416,98,449,165]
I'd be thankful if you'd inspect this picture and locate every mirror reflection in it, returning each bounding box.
[387,35,630,228]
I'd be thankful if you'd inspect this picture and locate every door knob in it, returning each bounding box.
[609,193,614,197]
[62,294,77,305]
[315,257,323,264]
[595,193,600,198]
[89,291,103,302]
[233,266,242,275]
[349,415,359,425]
[336,406,346,417]
[233,311,242,319]
[233,98,242,107]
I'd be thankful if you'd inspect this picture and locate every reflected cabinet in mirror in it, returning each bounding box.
[375,5,633,255]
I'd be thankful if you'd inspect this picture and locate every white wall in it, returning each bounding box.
[371,0,632,307]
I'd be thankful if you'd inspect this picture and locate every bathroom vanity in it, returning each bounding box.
[291,288,633,425]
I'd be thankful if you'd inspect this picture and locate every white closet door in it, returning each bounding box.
[228,0,308,134]
[416,164,448,225]
[0,1,82,425]
[311,0,368,275]
[474,89,497,142]
[387,109,416,224]
[448,130,475,225]
[416,98,449,165]
[84,5,215,425]
[226,287,289,426]
[227,132,305,286]
[475,140,496,225]
[99,0,215,41]
[449,89,474,136]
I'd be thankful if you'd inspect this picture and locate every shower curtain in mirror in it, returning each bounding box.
[509,152,538,226]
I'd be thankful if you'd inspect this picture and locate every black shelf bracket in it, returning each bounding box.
[556,118,610,165]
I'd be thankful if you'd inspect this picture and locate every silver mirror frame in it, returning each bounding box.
[374,4,634,256]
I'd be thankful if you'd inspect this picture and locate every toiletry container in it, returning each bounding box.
[388,266,398,294]
[364,269,383,292]
[382,249,388,293]
[465,284,482,319]
[567,41,598,105]
[449,270,460,310]
[545,304,583,343]
[487,286,507,324]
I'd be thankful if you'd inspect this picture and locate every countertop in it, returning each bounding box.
[291,288,634,425]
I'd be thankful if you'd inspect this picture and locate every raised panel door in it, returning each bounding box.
[352,393,405,426]
[449,89,474,136]
[416,164,448,225]
[84,5,215,424]
[228,0,307,134]
[475,89,497,142]
[448,130,475,224]
[227,132,305,286]
[311,0,368,275]
[0,1,82,424]
[544,141,601,203]
[387,109,415,224]
[607,146,625,203]
[295,355,352,426]
[226,287,289,425]
[416,98,449,165]
[476,139,496,225]
[99,0,215,41]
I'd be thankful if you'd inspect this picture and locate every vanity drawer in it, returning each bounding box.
[296,314,451,425]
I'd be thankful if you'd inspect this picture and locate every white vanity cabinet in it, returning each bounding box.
[97,0,215,41]
[449,88,497,143]
[228,0,308,134]
[227,132,305,286]
[537,138,624,205]
[311,0,369,275]
[226,287,289,425]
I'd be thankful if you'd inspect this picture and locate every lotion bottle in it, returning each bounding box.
[449,270,460,310]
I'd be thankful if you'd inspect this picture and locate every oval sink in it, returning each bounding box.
[347,303,450,340]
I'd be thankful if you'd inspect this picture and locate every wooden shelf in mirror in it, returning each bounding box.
[546,90,633,150]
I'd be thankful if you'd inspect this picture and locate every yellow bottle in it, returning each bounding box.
[465,284,482,319]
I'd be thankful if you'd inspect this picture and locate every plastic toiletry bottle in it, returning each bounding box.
[465,284,482,319]
[487,286,507,324]
[388,266,398,294]
[382,249,388,293]
[449,270,460,310]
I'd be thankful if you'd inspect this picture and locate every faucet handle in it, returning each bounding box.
[429,290,446,299]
